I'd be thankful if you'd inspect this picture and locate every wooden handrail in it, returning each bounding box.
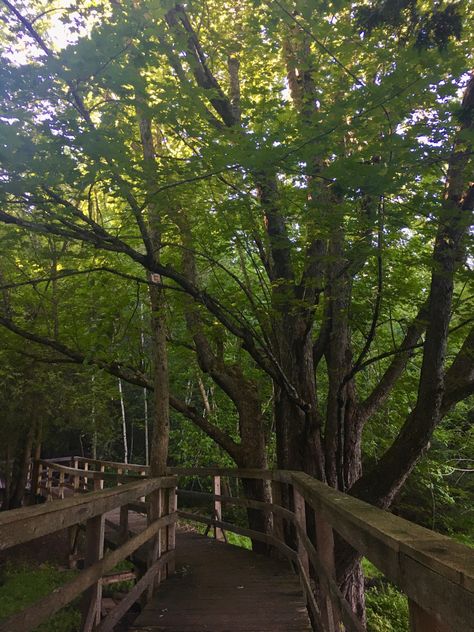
[25,459,474,632]
[172,466,474,632]
[0,476,178,632]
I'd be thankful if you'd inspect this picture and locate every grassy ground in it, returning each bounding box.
[0,562,81,632]
[363,559,409,632]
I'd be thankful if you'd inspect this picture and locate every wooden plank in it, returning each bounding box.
[101,569,137,586]
[0,513,177,632]
[131,532,311,632]
[0,476,176,549]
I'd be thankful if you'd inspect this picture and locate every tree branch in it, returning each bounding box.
[0,315,241,460]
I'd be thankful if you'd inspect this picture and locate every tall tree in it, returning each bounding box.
[0,0,473,617]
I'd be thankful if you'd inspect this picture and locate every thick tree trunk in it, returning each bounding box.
[137,106,171,478]
[236,395,271,553]
[9,421,35,509]
[147,273,170,477]
[273,317,325,479]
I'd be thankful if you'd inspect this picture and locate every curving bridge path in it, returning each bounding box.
[129,531,311,631]
[0,456,473,632]
[104,506,311,631]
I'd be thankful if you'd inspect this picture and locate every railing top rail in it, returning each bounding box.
[72,456,149,472]
[168,466,293,482]
[0,476,176,550]
[37,459,146,481]
[291,472,474,594]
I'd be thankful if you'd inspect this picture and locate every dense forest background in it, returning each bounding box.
[0,0,473,628]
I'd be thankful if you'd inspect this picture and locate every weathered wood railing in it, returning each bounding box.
[174,467,474,632]
[0,472,177,632]
[17,457,474,632]
[31,456,148,499]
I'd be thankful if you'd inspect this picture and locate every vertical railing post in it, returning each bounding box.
[293,486,310,578]
[147,487,163,599]
[59,471,65,499]
[271,479,285,547]
[119,504,129,544]
[81,513,105,631]
[314,511,339,632]
[409,600,452,632]
[140,469,146,502]
[166,485,177,575]
[83,460,89,492]
[73,458,79,493]
[213,475,225,542]
[37,462,43,496]
[99,464,105,490]
[46,466,53,501]
[93,474,102,491]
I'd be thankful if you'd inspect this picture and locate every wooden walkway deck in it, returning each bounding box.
[3,459,473,632]
[105,509,311,631]
[130,531,311,632]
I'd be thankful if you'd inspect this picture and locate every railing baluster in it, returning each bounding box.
[119,504,129,544]
[167,486,177,575]
[46,466,52,501]
[99,464,105,490]
[293,487,310,577]
[59,471,65,499]
[147,487,163,599]
[213,475,225,542]
[140,469,146,502]
[314,511,339,632]
[83,460,89,491]
[81,513,105,631]
[271,479,285,546]
[36,462,43,496]
[73,458,79,493]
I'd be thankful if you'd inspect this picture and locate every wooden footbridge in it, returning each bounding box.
[0,457,473,632]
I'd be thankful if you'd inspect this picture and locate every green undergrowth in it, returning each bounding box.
[102,558,136,597]
[0,562,81,632]
[363,559,409,632]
